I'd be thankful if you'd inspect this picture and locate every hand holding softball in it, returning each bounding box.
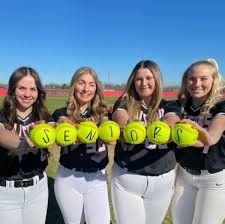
[112,109,129,128]
[179,119,210,145]
[171,122,198,147]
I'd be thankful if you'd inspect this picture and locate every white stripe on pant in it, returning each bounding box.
[171,165,225,224]
[54,165,110,224]
[111,163,175,224]
[0,172,48,224]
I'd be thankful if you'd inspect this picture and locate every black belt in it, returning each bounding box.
[72,167,102,173]
[0,173,44,188]
[182,166,222,175]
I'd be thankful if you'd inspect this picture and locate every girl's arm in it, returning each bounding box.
[162,113,180,127]
[0,126,33,151]
[180,114,225,146]
[112,109,129,128]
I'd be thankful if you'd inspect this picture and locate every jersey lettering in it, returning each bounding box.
[86,142,107,153]
[157,108,165,119]
[158,144,168,149]
[145,139,168,150]
[139,111,147,125]
[202,146,209,154]
[86,143,97,153]
[145,140,157,149]
[202,114,212,127]
[13,123,34,138]
[186,114,212,128]
[186,114,212,154]
[121,142,134,151]
[98,143,107,152]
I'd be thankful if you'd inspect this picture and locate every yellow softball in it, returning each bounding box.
[77,121,99,143]
[55,122,77,146]
[171,123,198,147]
[29,123,56,148]
[123,121,146,144]
[98,120,120,143]
[146,120,171,144]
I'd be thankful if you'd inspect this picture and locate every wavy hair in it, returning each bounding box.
[1,66,51,130]
[66,67,110,124]
[118,60,163,123]
[178,59,225,115]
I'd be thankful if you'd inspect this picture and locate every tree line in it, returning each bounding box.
[0,82,180,91]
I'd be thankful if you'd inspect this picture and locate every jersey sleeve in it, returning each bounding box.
[212,100,225,115]
[52,107,67,121]
[164,100,182,118]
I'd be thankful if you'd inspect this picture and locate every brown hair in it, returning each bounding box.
[2,66,51,130]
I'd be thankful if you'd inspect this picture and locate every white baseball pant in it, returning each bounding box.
[0,172,48,224]
[111,163,175,224]
[54,165,110,224]
[171,165,225,224]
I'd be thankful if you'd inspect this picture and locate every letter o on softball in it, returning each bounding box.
[123,121,146,144]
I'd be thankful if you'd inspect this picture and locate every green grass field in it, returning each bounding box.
[0,96,224,224]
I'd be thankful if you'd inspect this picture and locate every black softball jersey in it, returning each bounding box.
[0,112,53,180]
[113,99,182,176]
[175,99,225,172]
[52,107,109,170]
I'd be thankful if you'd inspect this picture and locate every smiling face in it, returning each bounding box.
[187,64,214,105]
[74,73,97,110]
[134,68,156,105]
[15,74,38,113]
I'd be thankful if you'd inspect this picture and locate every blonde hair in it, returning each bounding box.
[178,58,225,115]
[66,67,110,124]
[119,60,163,123]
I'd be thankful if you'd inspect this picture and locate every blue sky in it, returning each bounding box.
[0,0,224,86]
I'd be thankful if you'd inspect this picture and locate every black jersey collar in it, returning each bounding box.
[80,108,92,118]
